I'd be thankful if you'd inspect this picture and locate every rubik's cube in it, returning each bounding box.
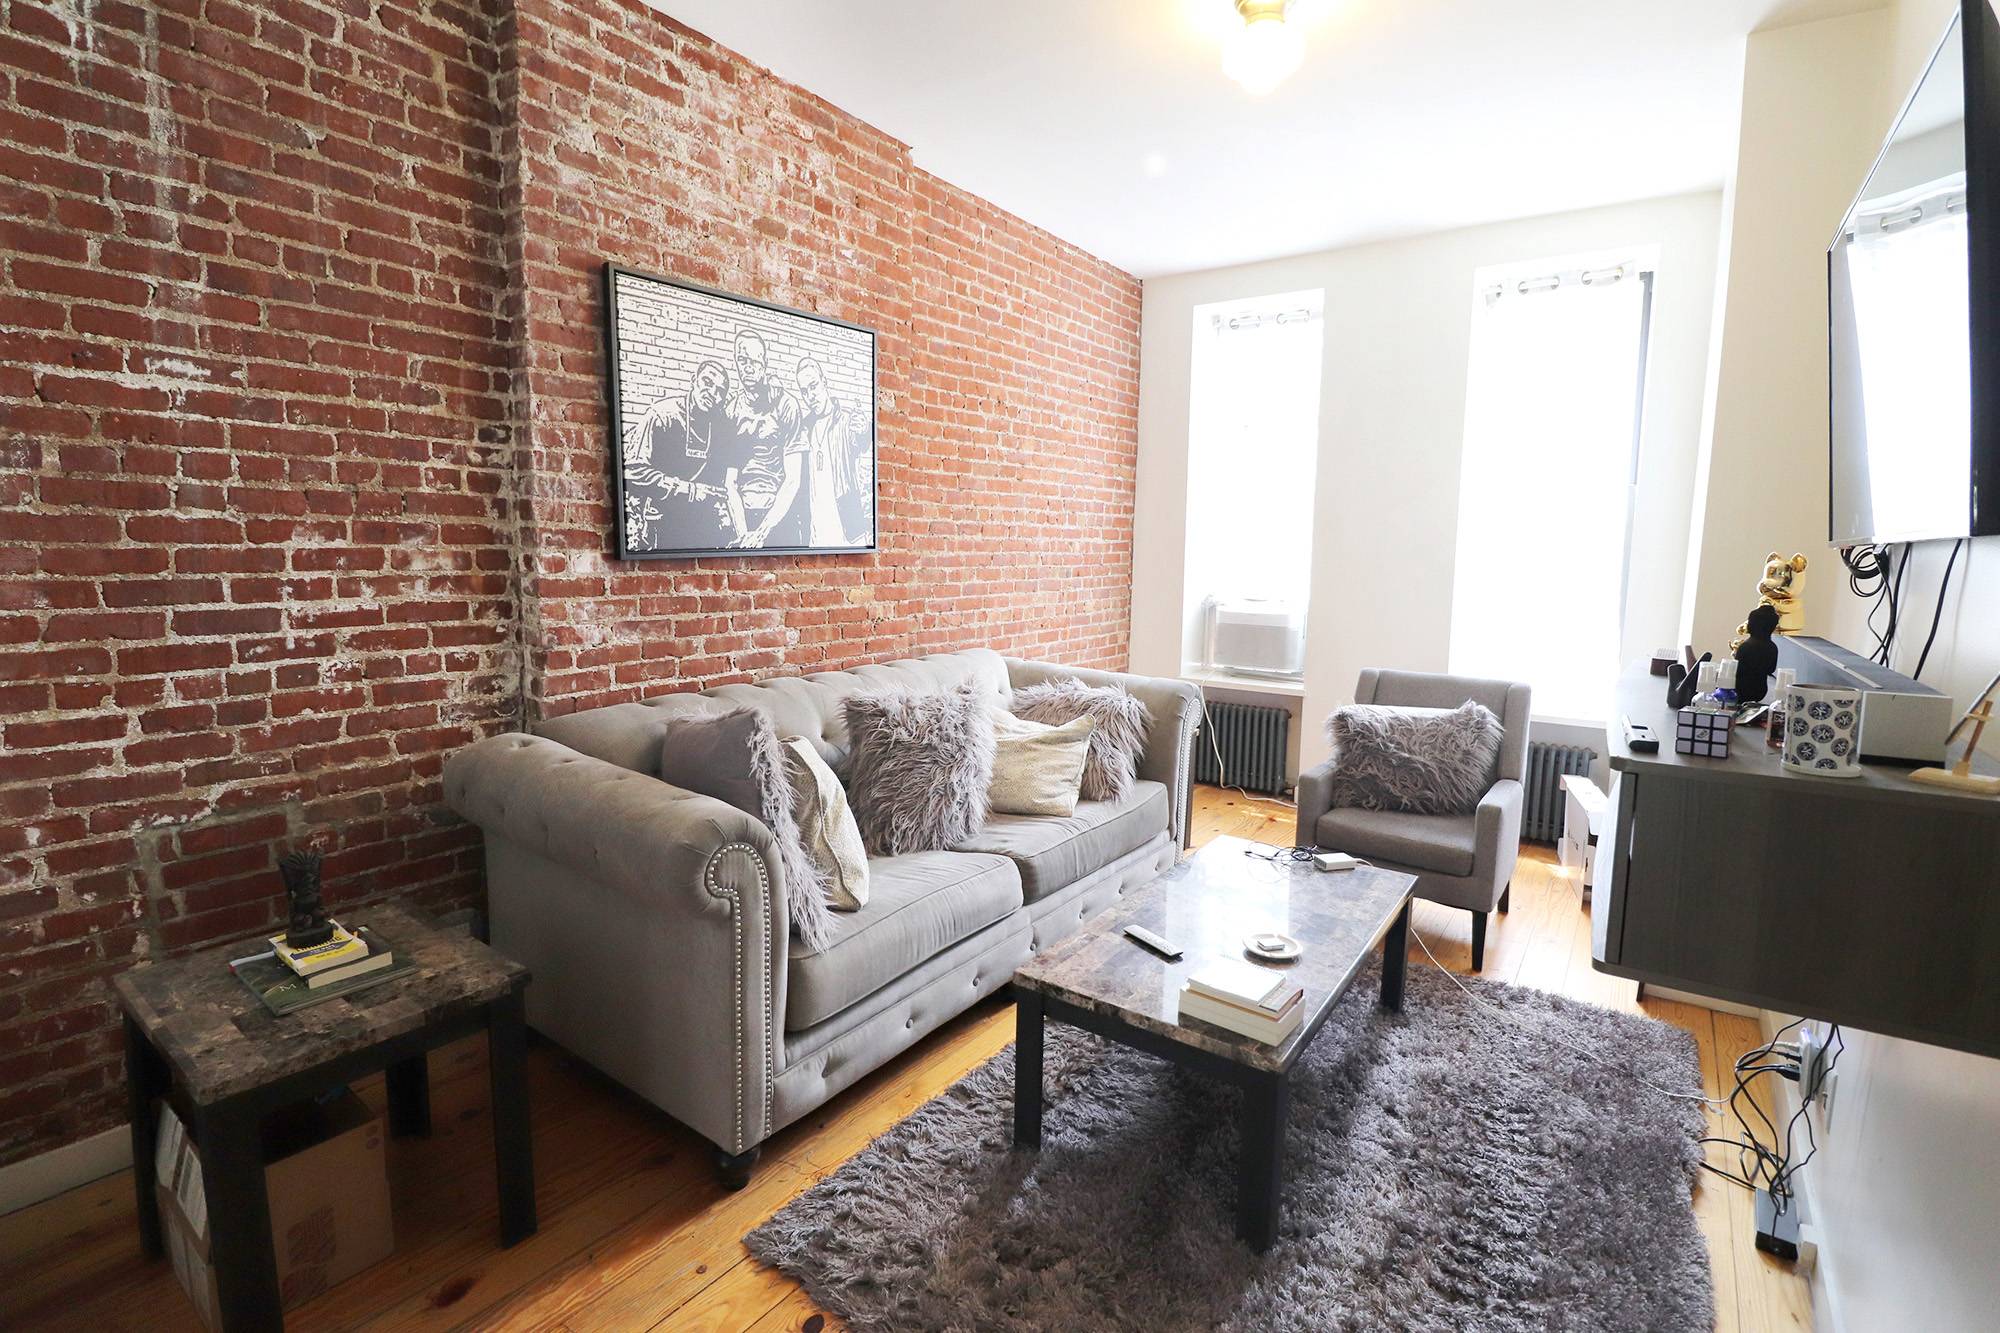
[1675,707,1732,759]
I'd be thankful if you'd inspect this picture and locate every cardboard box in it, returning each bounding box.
[1558,774,1608,892]
[156,1089,393,1328]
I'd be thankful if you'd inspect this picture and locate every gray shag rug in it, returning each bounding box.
[746,960,1714,1332]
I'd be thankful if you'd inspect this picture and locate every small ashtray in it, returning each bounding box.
[1244,932,1302,962]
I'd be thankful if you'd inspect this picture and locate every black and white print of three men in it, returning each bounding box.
[622,330,869,553]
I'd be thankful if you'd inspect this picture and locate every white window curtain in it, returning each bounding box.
[1185,303,1324,614]
[1448,268,1649,725]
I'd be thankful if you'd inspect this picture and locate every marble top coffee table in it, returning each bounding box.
[1011,834,1417,1250]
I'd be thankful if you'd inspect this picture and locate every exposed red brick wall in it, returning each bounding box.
[0,0,516,1167]
[510,0,1141,717]
[0,0,1140,1169]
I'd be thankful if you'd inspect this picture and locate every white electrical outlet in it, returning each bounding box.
[1797,1022,1835,1120]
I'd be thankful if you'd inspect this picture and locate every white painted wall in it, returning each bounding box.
[1682,7,1896,654]
[1134,191,1724,771]
[1701,5,2000,1330]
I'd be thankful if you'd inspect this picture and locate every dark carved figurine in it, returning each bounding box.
[280,850,334,949]
[1733,603,1781,704]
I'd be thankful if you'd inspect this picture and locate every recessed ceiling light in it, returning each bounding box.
[1222,0,1304,96]
[1143,151,1170,177]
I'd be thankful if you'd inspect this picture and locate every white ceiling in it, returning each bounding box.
[648,0,1887,278]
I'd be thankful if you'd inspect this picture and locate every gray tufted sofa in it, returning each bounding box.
[444,649,1200,1184]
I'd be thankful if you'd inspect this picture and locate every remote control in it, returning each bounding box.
[1123,924,1182,960]
[1622,715,1660,754]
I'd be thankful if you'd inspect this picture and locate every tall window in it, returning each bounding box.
[1448,257,1653,724]
[1184,291,1325,669]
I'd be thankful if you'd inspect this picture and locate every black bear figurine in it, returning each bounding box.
[1733,603,1781,704]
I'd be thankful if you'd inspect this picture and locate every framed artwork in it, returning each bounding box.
[604,263,878,559]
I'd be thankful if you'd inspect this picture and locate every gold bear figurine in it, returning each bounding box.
[1731,551,1809,651]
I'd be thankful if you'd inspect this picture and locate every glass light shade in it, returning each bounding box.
[1222,12,1304,95]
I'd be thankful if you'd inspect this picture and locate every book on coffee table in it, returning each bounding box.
[1186,958,1297,1010]
[1179,958,1304,1044]
[1178,986,1304,1044]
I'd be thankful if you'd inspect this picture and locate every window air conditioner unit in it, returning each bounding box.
[1203,598,1305,678]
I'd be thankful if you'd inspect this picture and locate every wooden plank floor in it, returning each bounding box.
[0,786,1809,1332]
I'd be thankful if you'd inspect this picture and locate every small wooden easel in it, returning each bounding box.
[1911,667,2000,795]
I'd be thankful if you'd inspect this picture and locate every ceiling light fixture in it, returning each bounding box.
[1222,0,1304,96]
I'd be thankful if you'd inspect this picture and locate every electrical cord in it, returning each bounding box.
[1885,545,1908,664]
[1241,845,1318,864]
[1197,689,1298,812]
[1258,843,1731,1108]
[1399,902,1731,1110]
[1694,1020,1844,1215]
[1913,539,1964,681]
[1289,838,1843,1207]
[1842,543,1902,665]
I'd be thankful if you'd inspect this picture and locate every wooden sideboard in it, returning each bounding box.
[1594,664,2000,1057]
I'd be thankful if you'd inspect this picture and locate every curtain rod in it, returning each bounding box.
[1481,263,1639,304]
[1213,307,1321,330]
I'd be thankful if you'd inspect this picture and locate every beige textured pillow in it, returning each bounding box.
[781,736,869,910]
[988,707,1093,817]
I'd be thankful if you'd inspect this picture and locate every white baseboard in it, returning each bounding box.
[0,1126,131,1216]
[1642,983,1763,1018]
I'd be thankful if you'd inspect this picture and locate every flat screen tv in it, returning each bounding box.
[1828,0,2000,544]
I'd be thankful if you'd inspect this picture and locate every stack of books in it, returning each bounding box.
[233,924,412,1015]
[270,923,395,989]
[1178,958,1305,1045]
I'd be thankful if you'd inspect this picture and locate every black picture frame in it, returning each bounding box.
[604,262,880,559]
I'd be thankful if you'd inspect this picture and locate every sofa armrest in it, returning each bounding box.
[443,733,787,1154]
[1004,659,1202,846]
[1475,778,1525,895]
[1295,757,1337,849]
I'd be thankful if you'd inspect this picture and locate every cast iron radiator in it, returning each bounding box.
[1192,699,1292,796]
[1523,741,1597,842]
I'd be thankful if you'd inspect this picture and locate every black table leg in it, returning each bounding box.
[1381,901,1410,1012]
[386,1052,431,1138]
[124,1013,166,1260]
[194,1100,281,1332]
[488,990,536,1246]
[1013,989,1044,1150]
[1237,1071,1290,1251]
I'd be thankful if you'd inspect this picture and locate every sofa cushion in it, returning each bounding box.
[657,708,837,953]
[1010,677,1151,803]
[785,851,1021,1031]
[1323,701,1503,815]
[953,779,1169,904]
[987,706,1093,817]
[843,687,996,855]
[1315,806,1477,878]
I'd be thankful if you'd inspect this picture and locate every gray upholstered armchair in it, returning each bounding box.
[1295,669,1531,971]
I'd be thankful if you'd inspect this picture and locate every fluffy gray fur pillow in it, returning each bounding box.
[658,707,837,953]
[1010,677,1151,803]
[1324,701,1504,815]
[843,686,997,856]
